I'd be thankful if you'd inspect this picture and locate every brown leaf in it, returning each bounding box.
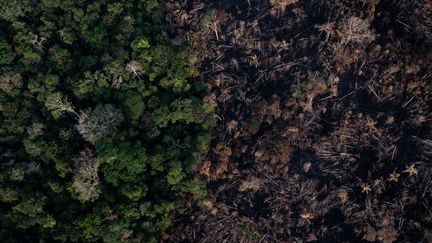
[213,146,232,176]
[199,160,211,178]
[303,162,312,172]
[270,0,299,15]
[267,96,282,119]
[239,177,262,192]
[227,120,239,133]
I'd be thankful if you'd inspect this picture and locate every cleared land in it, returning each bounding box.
[165,1,432,242]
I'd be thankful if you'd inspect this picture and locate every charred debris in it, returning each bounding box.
[164,0,432,242]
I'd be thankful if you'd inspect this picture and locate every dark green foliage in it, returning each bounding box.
[97,140,148,186]
[0,0,213,241]
[0,38,15,65]
[122,91,145,120]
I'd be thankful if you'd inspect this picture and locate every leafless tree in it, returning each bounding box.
[72,148,101,203]
[75,104,124,144]
[45,92,77,118]
[125,60,143,78]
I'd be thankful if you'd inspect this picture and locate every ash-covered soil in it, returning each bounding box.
[164,0,432,242]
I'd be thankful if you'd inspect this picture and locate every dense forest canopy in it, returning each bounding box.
[0,0,214,242]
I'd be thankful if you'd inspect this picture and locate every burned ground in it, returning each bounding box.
[164,0,432,242]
